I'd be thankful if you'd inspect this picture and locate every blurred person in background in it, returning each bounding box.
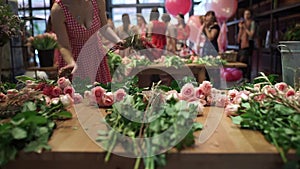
[161,13,177,54]
[147,8,166,50]
[115,13,137,57]
[237,9,256,81]
[136,14,147,38]
[176,13,190,53]
[202,10,220,57]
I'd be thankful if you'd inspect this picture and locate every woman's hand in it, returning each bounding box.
[59,61,77,77]
[238,22,244,29]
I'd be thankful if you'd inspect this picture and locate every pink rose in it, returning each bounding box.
[286,88,295,97]
[228,89,238,101]
[253,84,261,91]
[25,80,37,88]
[73,93,83,104]
[262,85,277,95]
[0,93,7,102]
[180,83,195,100]
[114,89,126,102]
[91,86,106,99]
[199,81,212,95]
[225,104,240,116]
[52,86,62,98]
[255,94,266,102]
[275,82,288,92]
[215,95,228,107]
[195,87,204,99]
[51,98,60,105]
[7,89,18,99]
[102,92,114,107]
[57,77,71,89]
[63,86,75,98]
[40,96,51,106]
[206,95,213,105]
[60,94,74,107]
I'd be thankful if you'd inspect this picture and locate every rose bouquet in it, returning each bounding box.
[226,72,300,166]
[27,32,58,50]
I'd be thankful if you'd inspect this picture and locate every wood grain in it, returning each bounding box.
[5,103,293,169]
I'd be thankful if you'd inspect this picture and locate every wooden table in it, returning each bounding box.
[4,103,293,169]
[130,62,247,88]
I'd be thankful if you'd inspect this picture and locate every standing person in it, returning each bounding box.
[237,9,256,81]
[147,8,166,50]
[161,13,177,54]
[115,13,137,57]
[136,14,147,38]
[176,13,190,52]
[202,11,220,57]
[51,0,122,83]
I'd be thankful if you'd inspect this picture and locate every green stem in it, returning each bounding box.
[105,131,117,162]
[134,158,141,169]
[270,133,287,163]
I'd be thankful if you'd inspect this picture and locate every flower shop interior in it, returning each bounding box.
[1,0,300,169]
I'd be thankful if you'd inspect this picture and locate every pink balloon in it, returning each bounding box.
[187,15,201,43]
[165,0,192,16]
[205,0,238,21]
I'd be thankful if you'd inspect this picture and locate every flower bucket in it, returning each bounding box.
[38,49,54,67]
[278,41,300,89]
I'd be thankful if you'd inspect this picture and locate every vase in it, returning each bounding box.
[38,49,54,67]
[278,41,300,90]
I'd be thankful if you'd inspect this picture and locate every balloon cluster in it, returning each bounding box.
[205,0,238,22]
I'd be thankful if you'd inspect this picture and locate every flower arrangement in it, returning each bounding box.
[0,75,83,167]
[225,73,300,166]
[0,1,21,46]
[81,77,231,169]
[27,32,58,50]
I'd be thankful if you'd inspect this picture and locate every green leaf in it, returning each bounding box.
[231,116,243,125]
[192,122,203,131]
[15,75,36,83]
[27,116,48,125]
[23,140,51,153]
[241,102,251,109]
[52,111,72,119]
[11,127,27,139]
[22,102,37,112]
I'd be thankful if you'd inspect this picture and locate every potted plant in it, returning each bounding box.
[27,32,58,67]
[278,24,300,89]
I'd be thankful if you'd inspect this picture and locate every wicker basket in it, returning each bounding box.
[219,51,238,62]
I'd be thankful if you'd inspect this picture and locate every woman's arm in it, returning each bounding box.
[204,25,219,41]
[51,3,76,72]
[237,22,244,43]
[243,21,255,39]
[96,0,121,44]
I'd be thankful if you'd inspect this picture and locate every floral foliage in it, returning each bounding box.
[0,1,21,46]
[0,76,83,167]
[225,73,300,167]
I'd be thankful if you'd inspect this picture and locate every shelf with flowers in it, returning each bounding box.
[26,33,58,67]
